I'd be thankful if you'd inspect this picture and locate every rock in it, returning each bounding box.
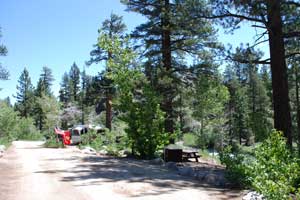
[81,146,96,154]
[195,171,207,181]
[165,162,178,170]
[0,145,5,152]
[98,149,108,155]
[150,158,164,165]
[178,166,194,176]
[123,150,131,156]
[204,173,219,185]
[0,145,5,158]
[242,191,264,200]
[118,150,127,157]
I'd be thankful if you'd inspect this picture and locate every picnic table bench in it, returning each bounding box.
[164,148,200,162]
[182,150,200,162]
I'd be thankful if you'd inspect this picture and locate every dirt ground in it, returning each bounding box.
[0,141,244,200]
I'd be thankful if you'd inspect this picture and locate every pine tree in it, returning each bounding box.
[192,63,229,149]
[224,69,250,146]
[80,67,87,124]
[15,68,34,118]
[200,0,300,146]
[34,67,54,130]
[87,13,127,130]
[122,0,219,141]
[288,57,300,153]
[59,72,71,103]
[0,27,9,81]
[69,62,80,102]
[232,47,272,142]
[3,97,11,107]
[36,66,54,97]
[249,70,272,142]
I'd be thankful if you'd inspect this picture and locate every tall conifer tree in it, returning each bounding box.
[199,0,300,146]
[122,0,219,142]
[15,68,34,118]
[87,13,126,130]
[0,27,9,81]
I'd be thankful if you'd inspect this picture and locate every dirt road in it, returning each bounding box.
[0,141,243,200]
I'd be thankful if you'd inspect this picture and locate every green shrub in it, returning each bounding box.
[44,136,64,148]
[248,131,300,200]
[221,130,300,199]
[121,85,170,159]
[80,130,103,151]
[0,102,19,141]
[99,35,170,159]
[16,117,43,140]
[79,128,129,156]
[0,102,42,145]
[0,136,10,147]
[219,145,251,187]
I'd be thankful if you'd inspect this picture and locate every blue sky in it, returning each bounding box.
[0,0,268,104]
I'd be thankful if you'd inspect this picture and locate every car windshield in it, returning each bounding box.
[72,130,80,136]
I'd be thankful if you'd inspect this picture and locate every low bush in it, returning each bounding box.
[0,136,10,147]
[220,130,300,199]
[80,130,103,151]
[248,131,300,200]
[0,102,43,146]
[16,117,43,141]
[80,129,128,156]
[219,145,251,187]
[44,136,64,148]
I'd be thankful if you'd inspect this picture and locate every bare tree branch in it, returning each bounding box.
[250,39,269,48]
[198,10,265,24]
[227,54,271,65]
[252,24,267,29]
[254,30,268,43]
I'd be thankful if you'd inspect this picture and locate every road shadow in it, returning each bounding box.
[35,155,243,199]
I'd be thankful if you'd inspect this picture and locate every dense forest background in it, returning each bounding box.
[1,1,300,198]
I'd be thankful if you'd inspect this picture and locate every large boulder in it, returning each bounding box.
[81,146,96,154]
[0,145,5,158]
[0,145,5,152]
[204,173,219,184]
[165,162,178,170]
[150,158,164,165]
[98,149,108,155]
[178,166,194,176]
[242,191,264,200]
[195,171,207,181]
[203,172,227,187]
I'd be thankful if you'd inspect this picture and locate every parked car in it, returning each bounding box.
[70,125,88,144]
[55,125,104,145]
[70,124,104,144]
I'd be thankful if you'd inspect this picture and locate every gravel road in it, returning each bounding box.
[0,141,243,200]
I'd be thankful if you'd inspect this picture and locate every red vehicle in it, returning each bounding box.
[54,127,71,145]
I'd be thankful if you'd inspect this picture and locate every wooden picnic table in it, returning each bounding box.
[164,148,201,162]
[182,150,200,162]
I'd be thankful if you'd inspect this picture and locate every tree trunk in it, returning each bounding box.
[295,66,300,153]
[267,0,292,147]
[106,51,113,130]
[179,91,184,132]
[81,104,84,125]
[106,93,112,130]
[161,0,174,143]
